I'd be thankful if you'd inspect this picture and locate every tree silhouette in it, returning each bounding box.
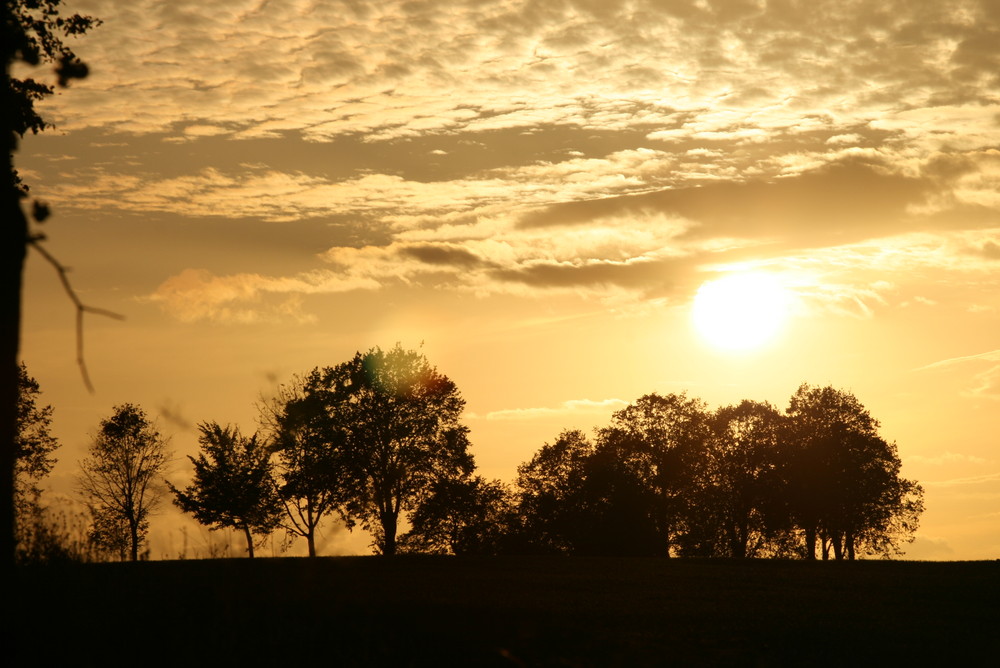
[170,422,282,558]
[785,384,922,559]
[306,345,474,556]
[3,0,100,567]
[596,393,712,557]
[507,386,923,560]
[78,404,170,561]
[263,376,350,557]
[690,400,793,558]
[14,363,58,510]
[513,429,595,554]
[14,362,61,560]
[400,475,514,555]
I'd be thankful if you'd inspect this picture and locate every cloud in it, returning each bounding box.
[468,398,629,421]
[147,268,378,324]
[902,536,955,560]
[908,451,990,467]
[519,159,932,247]
[924,472,1000,488]
[18,0,1000,325]
[915,349,1000,372]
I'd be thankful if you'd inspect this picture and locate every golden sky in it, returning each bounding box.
[16,0,1000,559]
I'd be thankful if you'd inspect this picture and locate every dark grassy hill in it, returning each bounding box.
[12,557,1000,666]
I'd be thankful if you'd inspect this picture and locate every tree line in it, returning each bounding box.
[14,345,924,562]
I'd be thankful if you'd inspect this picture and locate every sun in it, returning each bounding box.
[692,271,791,351]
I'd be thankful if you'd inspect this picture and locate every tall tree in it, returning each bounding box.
[170,423,282,558]
[785,384,923,559]
[307,345,474,556]
[263,376,350,557]
[78,404,170,561]
[3,0,99,567]
[513,429,595,554]
[595,393,712,556]
[699,400,792,558]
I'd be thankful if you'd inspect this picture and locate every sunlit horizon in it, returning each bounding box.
[14,0,1000,561]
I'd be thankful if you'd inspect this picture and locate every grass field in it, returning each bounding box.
[12,557,1000,666]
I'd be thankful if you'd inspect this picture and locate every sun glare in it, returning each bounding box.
[692,272,791,351]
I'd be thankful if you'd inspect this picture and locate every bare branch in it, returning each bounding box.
[28,237,124,393]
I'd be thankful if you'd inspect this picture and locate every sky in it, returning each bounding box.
[14,0,1000,559]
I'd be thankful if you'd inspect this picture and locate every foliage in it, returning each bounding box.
[305,345,474,556]
[595,393,712,555]
[77,403,170,561]
[5,0,100,188]
[784,384,923,559]
[170,422,282,558]
[511,429,592,553]
[689,400,793,558]
[400,475,515,555]
[14,363,57,510]
[15,497,108,563]
[262,374,352,557]
[512,386,923,560]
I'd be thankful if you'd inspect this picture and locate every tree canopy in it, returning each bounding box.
[511,386,923,560]
[304,345,475,556]
[78,404,170,561]
[170,422,282,558]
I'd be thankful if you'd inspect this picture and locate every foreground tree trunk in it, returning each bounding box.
[1,153,25,570]
[380,509,398,556]
[129,516,139,561]
[804,526,817,560]
[306,531,316,557]
[243,524,255,558]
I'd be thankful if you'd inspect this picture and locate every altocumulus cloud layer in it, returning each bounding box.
[19,0,1000,323]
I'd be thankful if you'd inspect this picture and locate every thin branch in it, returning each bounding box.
[28,237,124,393]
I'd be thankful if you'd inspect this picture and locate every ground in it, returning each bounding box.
[13,556,1000,665]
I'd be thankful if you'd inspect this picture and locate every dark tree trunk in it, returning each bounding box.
[129,517,139,561]
[846,530,855,560]
[306,530,316,557]
[381,509,398,556]
[243,524,255,558]
[1,59,26,569]
[804,526,816,560]
[832,532,844,560]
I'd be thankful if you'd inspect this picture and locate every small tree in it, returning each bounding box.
[263,376,350,557]
[307,345,475,556]
[14,363,58,511]
[78,404,170,561]
[400,476,515,555]
[170,422,282,558]
[14,362,64,561]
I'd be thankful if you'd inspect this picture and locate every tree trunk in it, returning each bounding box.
[381,509,398,556]
[129,518,139,561]
[306,530,316,557]
[1,61,27,568]
[846,531,855,560]
[832,532,843,560]
[804,526,816,560]
[243,524,255,558]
